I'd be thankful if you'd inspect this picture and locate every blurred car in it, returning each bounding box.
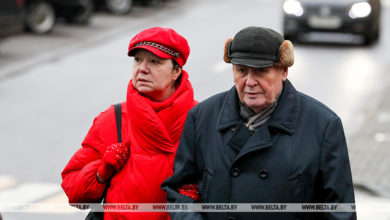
[282,0,381,45]
[136,0,163,7]
[24,0,94,33]
[0,0,24,37]
[0,0,93,35]
[93,0,163,15]
[93,0,133,14]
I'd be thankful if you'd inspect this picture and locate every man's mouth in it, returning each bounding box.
[245,92,262,95]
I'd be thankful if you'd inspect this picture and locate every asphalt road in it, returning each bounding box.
[1,0,390,219]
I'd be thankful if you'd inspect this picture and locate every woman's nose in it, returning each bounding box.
[138,60,149,73]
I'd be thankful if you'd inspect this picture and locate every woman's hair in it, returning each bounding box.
[171,59,180,70]
[172,59,182,87]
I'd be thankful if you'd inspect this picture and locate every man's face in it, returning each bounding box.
[233,64,288,113]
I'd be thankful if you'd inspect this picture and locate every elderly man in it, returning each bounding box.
[162,26,356,220]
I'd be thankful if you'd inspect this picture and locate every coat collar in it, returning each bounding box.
[216,87,241,131]
[217,79,299,135]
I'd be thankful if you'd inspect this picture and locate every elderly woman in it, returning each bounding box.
[61,27,197,220]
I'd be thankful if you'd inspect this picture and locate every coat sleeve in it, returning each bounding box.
[161,110,204,220]
[61,115,108,204]
[318,116,356,220]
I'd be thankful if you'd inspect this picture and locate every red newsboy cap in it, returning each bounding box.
[128,27,190,67]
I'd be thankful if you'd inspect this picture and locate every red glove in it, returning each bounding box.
[178,184,199,201]
[97,143,130,183]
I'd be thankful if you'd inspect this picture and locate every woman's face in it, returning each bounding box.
[132,49,181,101]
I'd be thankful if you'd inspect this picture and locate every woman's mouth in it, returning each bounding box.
[137,78,149,83]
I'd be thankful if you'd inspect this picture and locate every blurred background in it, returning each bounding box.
[0,0,390,219]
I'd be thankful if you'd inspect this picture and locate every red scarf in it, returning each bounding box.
[125,70,195,154]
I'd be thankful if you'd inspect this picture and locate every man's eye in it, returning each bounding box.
[134,57,141,62]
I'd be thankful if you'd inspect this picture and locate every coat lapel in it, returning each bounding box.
[220,80,300,164]
[227,122,252,153]
[267,79,299,135]
[216,87,241,131]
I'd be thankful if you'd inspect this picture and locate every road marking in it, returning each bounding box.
[374,133,390,142]
[0,182,61,203]
[40,192,69,203]
[355,190,390,220]
[23,192,80,213]
[213,61,231,74]
[0,175,79,213]
[0,175,80,214]
[0,175,18,190]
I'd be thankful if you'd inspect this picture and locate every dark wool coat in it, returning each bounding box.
[162,79,356,220]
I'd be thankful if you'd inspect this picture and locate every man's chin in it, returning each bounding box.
[244,100,271,112]
[244,98,265,106]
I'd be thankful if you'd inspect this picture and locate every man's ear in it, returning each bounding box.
[282,67,288,81]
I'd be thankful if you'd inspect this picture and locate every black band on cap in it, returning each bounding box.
[230,52,277,62]
[134,41,180,58]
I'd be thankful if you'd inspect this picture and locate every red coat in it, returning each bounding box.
[61,71,197,220]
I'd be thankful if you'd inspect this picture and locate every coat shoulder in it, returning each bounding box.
[189,90,229,116]
[90,104,118,130]
[82,102,125,151]
[297,92,339,121]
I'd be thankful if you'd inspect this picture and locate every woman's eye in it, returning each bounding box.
[151,59,160,64]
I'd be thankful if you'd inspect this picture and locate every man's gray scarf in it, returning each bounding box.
[239,91,281,131]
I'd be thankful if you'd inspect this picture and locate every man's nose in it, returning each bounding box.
[245,71,257,86]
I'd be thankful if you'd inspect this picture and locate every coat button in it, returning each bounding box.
[230,168,240,177]
[259,169,269,179]
[227,217,235,220]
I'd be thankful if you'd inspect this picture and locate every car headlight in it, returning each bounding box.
[283,0,304,17]
[349,2,371,18]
